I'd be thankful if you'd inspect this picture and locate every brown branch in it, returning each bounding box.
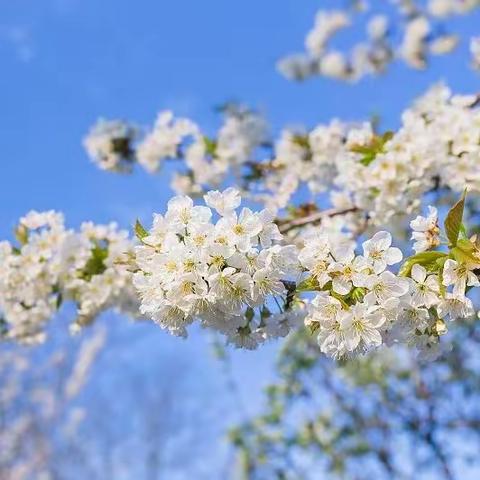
[278,207,359,234]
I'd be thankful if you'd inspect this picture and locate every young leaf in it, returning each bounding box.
[350,131,393,167]
[14,224,29,246]
[399,251,448,277]
[444,190,467,246]
[292,134,310,149]
[80,245,108,281]
[203,136,217,156]
[451,239,480,268]
[296,276,320,292]
[134,219,148,240]
[56,293,63,309]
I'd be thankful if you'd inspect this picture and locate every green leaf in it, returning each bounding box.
[56,293,63,309]
[291,134,310,149]
[80,245,108,281]
[203,136,217,156]
[134,219,148,240]
[350,131,393,167]
[329,291,350,309]
[308,322,320,334]
[296,276,320,292]
[444,189,467,246]
[14,224,29,246]
[399,251,448,277]
[451,238,480,268]
[359,152,376,167]
[435,255,449,297]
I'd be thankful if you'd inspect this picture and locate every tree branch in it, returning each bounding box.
[278,207,359,234]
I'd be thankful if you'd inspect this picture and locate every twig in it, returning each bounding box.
[278,207,359,234]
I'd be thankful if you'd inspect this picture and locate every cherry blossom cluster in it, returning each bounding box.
[0,211,138,344]
[277,1,480,82]
[132,188,301,349]
[84,107,268,196]
[302,199,478,360]
[86,85,480,232]
[83,118,137,172]
[255,84,480,228]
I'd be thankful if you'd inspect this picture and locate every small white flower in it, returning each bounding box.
[362,231,403,274]
[252,268,285,299]
[216,208,263,252]
[364,271,410,303]
[302,254,331,288]
[165,195,212,232]
[261,245,300,276]
[257,209,282,248]
[309,293,347,354]
[137,111,199,173]
[410,206,440,253]
[437,293,474,320]
[204,187,241,216]
[367,15,388,40]
[410,264,440,307]
[442,259,479,295]
[328,254,369,295]
[399,304,431,332]
[340,303,385,352]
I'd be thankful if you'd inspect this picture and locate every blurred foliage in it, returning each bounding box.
[231,318,480,479]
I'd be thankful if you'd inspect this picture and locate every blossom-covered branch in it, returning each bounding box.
[0,211,138,344]
[277,1,480,82]
[5,85,480,363]
[131,185,479,360]
[299,193,477,360]
[84,84,480,231]
[1,187,479,362]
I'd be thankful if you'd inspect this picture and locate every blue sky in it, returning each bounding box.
[1,0,480,476]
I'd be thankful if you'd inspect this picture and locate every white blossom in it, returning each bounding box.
[442,259,480,295]
[437,293,474,320]
[340,302,385,352]
[204,187,241,216]
[277,3,479,82]
[362,231,403,274]
[83,119,137,172]
[410,206,441,253]
[136,111,199,173]
[410,264,440,308]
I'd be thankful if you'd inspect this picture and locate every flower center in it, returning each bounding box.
[233,224,245,235]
